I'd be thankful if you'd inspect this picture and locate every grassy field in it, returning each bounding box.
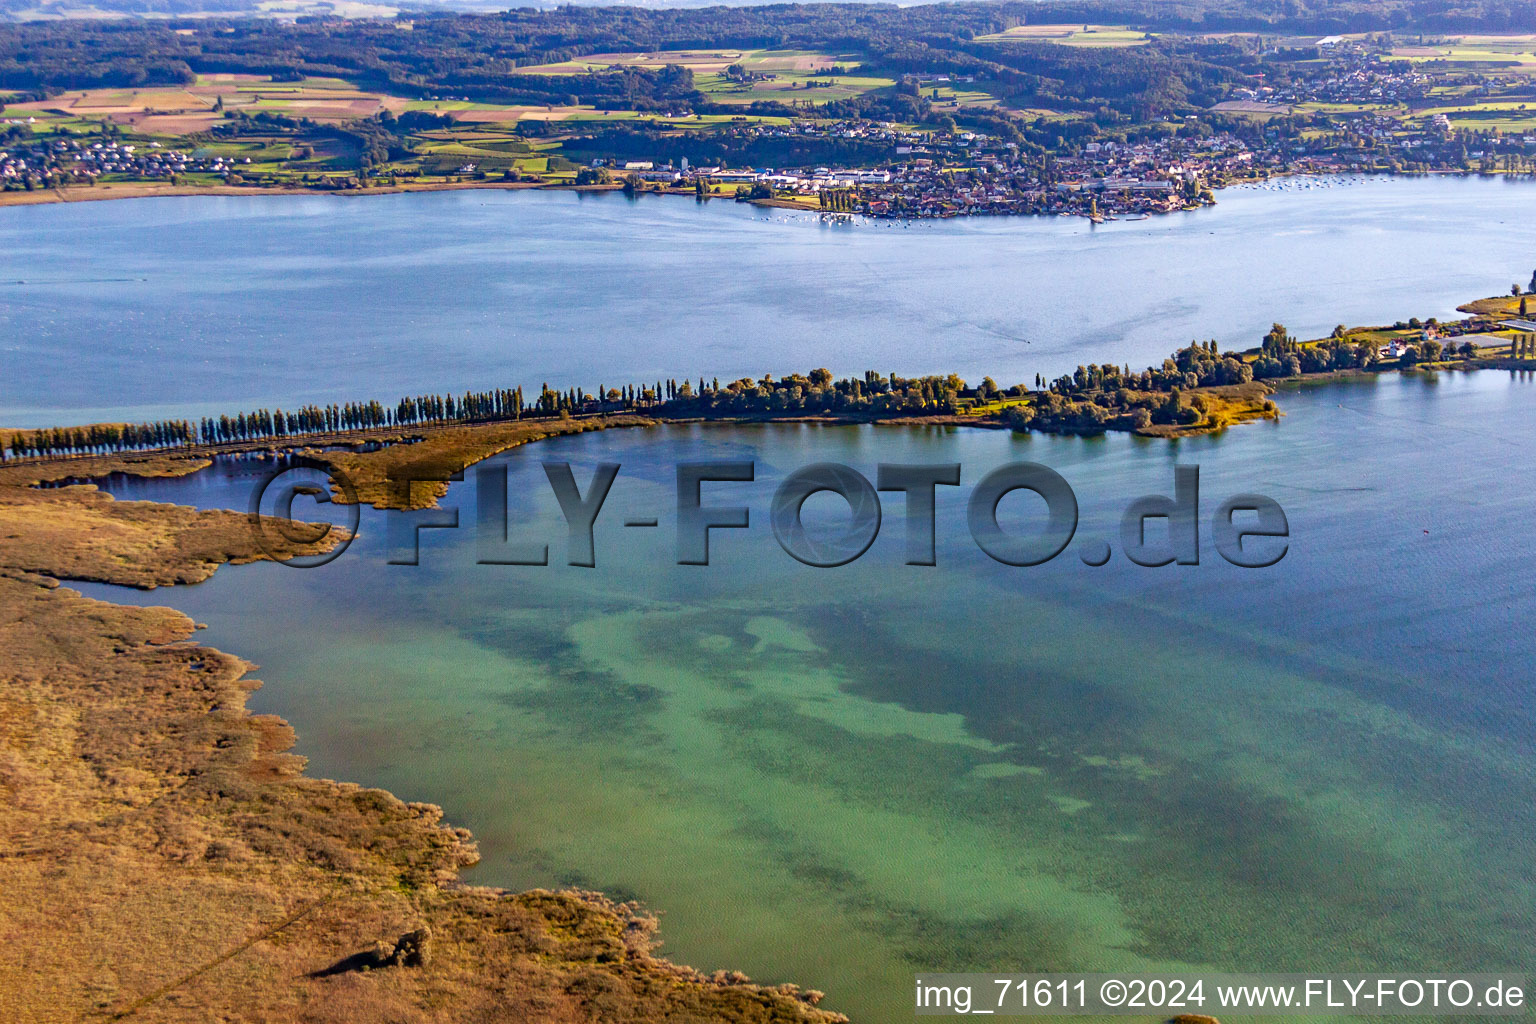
[1388,36,1536,67]
[408,133,559,175]
[974,24,1154,47]
[958,395,1031,416]
[1338,328,1422,345]
[922,83,1004,110]
[513,48,895,107]
[519,47,841,74]
[697,71,895,105]
[1410,100,1536,131]
[1286,92,1536,132]
[1291,100,1401,113]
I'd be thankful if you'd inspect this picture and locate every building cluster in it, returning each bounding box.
[819,162,1193,219]
[596,120,1271,218]
[599,42,1536,202]
[1261,42,1436,106]
[0,136,251,189]
[1284,110,1536,172]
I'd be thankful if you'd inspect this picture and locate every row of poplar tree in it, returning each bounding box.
[1,380,716,460]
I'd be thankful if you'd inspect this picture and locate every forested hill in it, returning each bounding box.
[3,0,1534,29]
[1,0,1532,96]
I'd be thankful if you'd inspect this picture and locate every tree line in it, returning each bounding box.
[4,312,1518,462]
[1,371,971,461]
[3,389,523,460]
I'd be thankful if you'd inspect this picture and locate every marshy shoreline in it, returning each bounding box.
[0,446,849,1022]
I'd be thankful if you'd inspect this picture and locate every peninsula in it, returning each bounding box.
[8,287,1536,480]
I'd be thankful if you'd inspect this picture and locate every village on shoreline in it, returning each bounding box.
[5,24,1536,221]
[0,112,1526,220]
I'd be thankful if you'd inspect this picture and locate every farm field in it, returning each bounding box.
[519,48,841,75]
[404,101,603,123]
[1211,99,1294,115]
[0,71,811,142]
[1291,100,1401,113]
[514,48,895,107]
[519,49,750,74]
[1389,35,1536,66]
[1282,93,1536,133]
[973,24,1154,46]
[923,83,1005,110]
[1411,100,1536,130]
[5,75,395,134]
[407,132,562,175]
[696,71,895,105]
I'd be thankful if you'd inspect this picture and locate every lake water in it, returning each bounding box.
[80,371,1536,1023]
[4,174,1535,429]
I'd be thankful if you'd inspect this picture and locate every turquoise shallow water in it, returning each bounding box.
[83,371,1536,1023]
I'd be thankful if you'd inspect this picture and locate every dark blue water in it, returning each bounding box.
[4,175,1534,428]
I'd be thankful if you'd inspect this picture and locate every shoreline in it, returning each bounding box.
[0,164,1500,215]
[0,177,562,207]
[10,361,1527,493]
[0,445,849,1022]
[0,395,1270,506]
[0,362,1502,506]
